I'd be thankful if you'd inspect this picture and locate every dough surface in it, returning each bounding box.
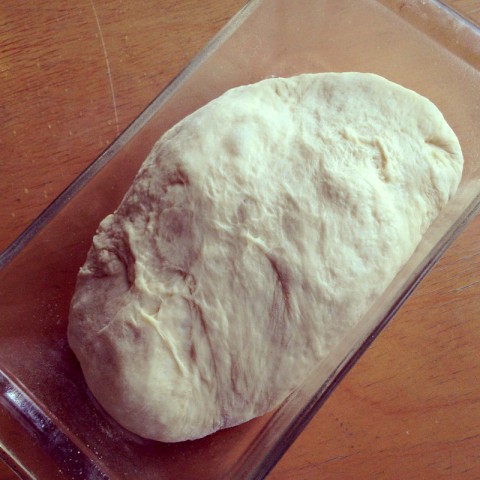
[68,73,463,442]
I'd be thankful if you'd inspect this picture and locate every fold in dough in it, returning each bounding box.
[68,73,463,442]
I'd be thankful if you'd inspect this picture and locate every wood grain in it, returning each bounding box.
[0,1,479,479]
[0,0,245,253]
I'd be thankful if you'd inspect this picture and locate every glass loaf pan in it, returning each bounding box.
[0,0,479,478]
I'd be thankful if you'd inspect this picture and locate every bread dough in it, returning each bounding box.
[68,73,463,442]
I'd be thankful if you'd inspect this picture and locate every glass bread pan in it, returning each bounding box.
[0,0,479,478]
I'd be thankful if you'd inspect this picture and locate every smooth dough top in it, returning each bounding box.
[68,73,463,442]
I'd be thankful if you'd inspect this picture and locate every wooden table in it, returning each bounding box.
[0,1,478,478]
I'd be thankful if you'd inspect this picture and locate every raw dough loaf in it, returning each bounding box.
[68,73,463,442]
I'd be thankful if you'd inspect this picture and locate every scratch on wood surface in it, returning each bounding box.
[89,0,120,135]
[454,279,480,293]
